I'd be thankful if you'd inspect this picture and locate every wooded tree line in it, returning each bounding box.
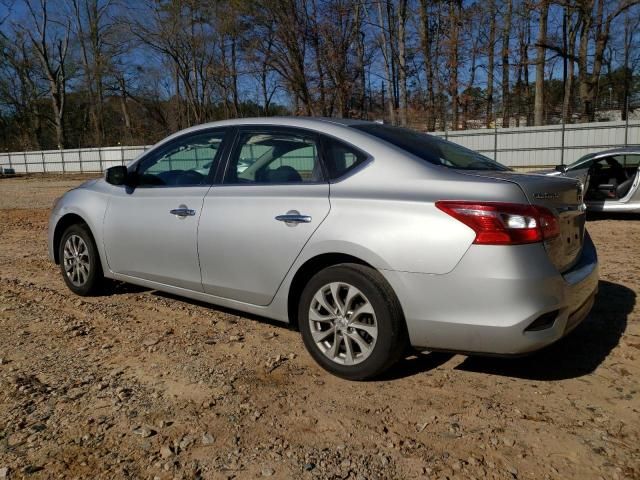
[0,0,639,151]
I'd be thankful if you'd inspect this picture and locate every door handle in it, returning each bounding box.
[275,213,312,224]
[170,207,196,217]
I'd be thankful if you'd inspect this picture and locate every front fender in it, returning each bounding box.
[49,187,111,275]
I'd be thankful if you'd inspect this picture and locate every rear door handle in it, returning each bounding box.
[170,207,196,217]
[275,213,312,224]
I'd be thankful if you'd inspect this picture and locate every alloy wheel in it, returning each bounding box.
[63,234,91,287]
[308,282,378,365]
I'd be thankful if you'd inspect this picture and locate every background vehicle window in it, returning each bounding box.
[614,154,640,168]
[566,152,595,171]
[225,132,323,184]
[323,138,367,179]
[136,131,225,187]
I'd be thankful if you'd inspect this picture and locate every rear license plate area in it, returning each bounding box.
[563,214,584,257]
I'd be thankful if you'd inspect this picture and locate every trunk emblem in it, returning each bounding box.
[533,192,560,200]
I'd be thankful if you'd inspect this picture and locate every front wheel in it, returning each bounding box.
[58,224,103,296]
[298,264,408,380]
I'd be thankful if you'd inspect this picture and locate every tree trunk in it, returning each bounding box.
[377,0,396,124]
[419,0,438,130]
[486,0,496,128]
[562,7,578,123]
[534,0,549,126]
[501,0,512,127]
[397,0,408,126]
[448,1,460,130]
[117,75,133,142]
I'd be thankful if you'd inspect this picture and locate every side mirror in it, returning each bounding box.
[555,165,567,173]
[105,166,129,186]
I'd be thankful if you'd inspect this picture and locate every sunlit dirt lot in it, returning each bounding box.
[0,174,638,479]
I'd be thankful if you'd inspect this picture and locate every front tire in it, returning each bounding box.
[299,263,408,380]
[58,224,103,296]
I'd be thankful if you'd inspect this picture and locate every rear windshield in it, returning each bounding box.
[353,124,510,171]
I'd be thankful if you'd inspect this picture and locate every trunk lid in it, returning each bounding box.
[458,170,586,273]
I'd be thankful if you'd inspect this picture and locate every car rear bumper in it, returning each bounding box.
[383,233,599,355]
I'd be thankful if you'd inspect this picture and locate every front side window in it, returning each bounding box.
[136,130,226,187]
[353,124,510,171]
[224,131,323,184]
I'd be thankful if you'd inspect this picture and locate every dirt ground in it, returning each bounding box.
[0,174,638,480]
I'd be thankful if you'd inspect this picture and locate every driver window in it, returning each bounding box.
[224,131,323,184]
[136,130,226,187]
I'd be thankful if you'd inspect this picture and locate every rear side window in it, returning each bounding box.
[322,137,367,180]
[224,131,323,184]
[353,124,510,171]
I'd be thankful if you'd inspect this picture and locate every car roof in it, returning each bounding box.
[588,147,640,158]
[184,116,374,133]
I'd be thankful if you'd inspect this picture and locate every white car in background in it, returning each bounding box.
[539,147,640,213]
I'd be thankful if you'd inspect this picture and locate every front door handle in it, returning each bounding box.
[275,212,312,225]
[170,207,196,217]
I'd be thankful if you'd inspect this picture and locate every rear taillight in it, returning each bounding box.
[435,201,559,245]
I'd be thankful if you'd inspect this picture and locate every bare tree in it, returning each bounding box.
[376,0,397,124]
[534,0,549,125]
[575,0,639,121]
[446,0,462,129]
[501,0,512,126]
[72,0,120,146]
[419,0,445,130]
[0,30,44,149]
[485,0,497,127]
[397,0,408,125]
[23,0,71,149]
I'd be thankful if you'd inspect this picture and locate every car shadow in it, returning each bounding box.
[103,280,633,383]
[453,280,634,381]
[97,281,151,296]
[151,290,297,330]
[378,351,456,381]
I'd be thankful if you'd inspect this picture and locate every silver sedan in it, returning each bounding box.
[48,118,599,379]
[539,147,640,213]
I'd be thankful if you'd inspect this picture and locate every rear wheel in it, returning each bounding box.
[58,224,103,296]
[298,263,407,380]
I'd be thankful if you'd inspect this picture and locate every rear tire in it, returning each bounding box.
[58,224,103,296]
[298,263,408,380]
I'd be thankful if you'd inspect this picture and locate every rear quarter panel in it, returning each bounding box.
[312,166,530,275]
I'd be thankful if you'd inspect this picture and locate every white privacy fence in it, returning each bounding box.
[0,145,151,174]
[431,119,640,168]
[1,119,639,173]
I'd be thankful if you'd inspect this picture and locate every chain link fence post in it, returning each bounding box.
[494,114,498,162]
[624,96,630,147]
[560,119,566,166]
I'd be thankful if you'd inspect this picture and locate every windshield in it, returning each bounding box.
[353,124,510,171]
[566,152,597,170]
